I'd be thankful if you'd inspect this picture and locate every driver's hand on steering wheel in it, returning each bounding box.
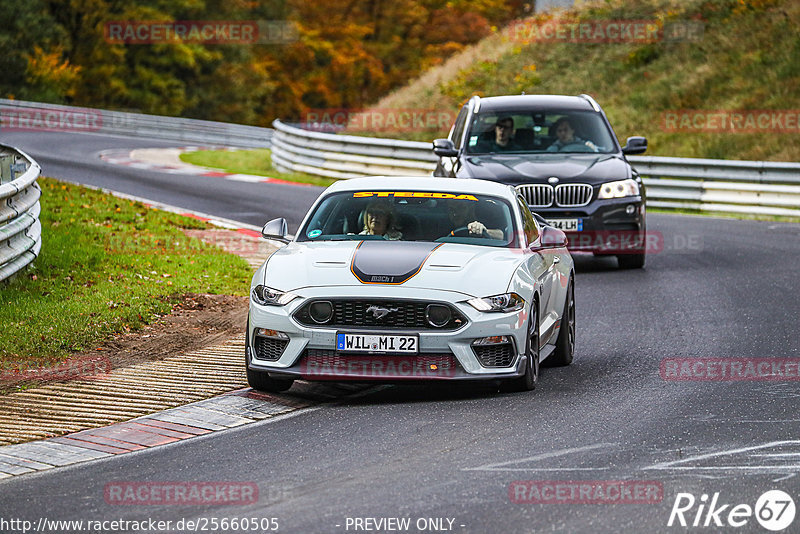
[468,221,487,236]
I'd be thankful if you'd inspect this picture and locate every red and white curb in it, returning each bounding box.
[0,390,311,478]
[98,147,314,187]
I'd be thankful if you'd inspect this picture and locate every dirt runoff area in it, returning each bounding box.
[1,227,273,392]
[90,226,273,370]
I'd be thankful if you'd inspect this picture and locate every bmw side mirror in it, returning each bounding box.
[262,218,290,243]
[622,136,648,155]
[540,226,568,248]
[433,138,459,158]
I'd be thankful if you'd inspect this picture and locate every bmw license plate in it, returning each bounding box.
[547,218,583,231]
[337,333,418,354]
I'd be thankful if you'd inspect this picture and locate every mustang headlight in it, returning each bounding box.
[467,293,525,313]
[598,179,639,199]
[251,285,298,306]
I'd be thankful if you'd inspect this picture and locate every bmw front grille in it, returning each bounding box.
[516,184,554,208]
[555,183,593,207]
[516,183,593,208]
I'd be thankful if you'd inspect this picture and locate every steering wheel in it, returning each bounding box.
[450,226,490,238]
[560,141,598,153]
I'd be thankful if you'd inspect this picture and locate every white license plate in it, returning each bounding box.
[547,218,583,231]
[336,333,418,354]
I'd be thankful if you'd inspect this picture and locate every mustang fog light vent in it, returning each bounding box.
[425,304,452,328]
[472,336,515,367]
[473,335,512,346]
[255,328,289,340]
[309,301,334,324]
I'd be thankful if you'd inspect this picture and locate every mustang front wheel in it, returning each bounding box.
[506,303,539,392]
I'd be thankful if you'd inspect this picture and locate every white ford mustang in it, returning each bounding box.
[246,176,575,393]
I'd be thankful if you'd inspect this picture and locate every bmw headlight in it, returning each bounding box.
[467,293,525,313]
[251,285,298,306]
[598,179,639,199]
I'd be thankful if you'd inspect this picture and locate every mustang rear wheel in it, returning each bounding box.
[544,277,575,367]
[506,303,539,392]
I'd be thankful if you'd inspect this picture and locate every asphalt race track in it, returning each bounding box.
[1,131,323,231]
[1,131,800,533]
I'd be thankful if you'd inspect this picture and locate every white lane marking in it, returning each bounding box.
[644,440,800,471]
[464,443,614,472]
[773,473,797,482]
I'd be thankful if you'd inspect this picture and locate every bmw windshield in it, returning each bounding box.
[297,190,516,247]
[465,110,618,154]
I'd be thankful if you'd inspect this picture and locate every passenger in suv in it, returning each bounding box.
[433,94,649,268]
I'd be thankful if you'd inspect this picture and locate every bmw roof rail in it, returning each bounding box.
[578,93,601,112]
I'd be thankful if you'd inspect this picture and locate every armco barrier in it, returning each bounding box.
[271,119,800,217]
[0,99,272,148]
[0,145,42,282]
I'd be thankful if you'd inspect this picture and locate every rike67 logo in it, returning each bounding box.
[668,490,795,531]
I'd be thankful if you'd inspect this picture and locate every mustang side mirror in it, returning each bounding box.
[540,226,568,248]
[622,136,648,155]
[433,138,459,158]
[262,218,290,243]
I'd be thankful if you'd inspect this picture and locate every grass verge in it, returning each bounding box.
[0,177,253,371]
[180,148,337,187]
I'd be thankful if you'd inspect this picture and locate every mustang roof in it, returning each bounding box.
[325,176,517,198]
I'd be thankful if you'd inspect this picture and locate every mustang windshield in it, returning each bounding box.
[297,191,515,247]
[465,110,617,154]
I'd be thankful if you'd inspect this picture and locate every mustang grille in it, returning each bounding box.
[555,183,593,207]
[473,343,516,368]
[516,184,554,208]
[294,299,466,330]
[254,337,288,361]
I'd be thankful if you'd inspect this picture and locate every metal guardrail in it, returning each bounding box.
[272,119,800,217]
[0,145,42,282]
[0,99,273,148]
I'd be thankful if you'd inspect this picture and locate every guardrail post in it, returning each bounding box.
[0,154,12,184]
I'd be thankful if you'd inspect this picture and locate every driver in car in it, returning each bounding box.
[547,117,599,152]
[447,200,504,239]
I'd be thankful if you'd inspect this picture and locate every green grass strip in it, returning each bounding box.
[0,177,253,368]
[180,148,337,187]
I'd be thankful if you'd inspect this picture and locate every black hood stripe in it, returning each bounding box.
[350,241,442,284]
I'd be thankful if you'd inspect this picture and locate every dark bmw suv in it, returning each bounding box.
[433,94,648,268]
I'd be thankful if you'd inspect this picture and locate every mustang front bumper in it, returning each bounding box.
[247,286,530,381]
